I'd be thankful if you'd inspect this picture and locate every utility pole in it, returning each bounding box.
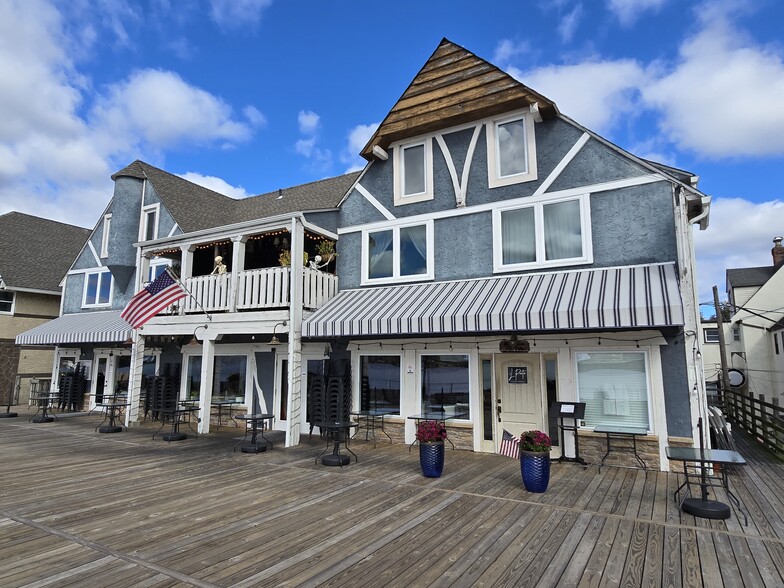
[712,285,732,401]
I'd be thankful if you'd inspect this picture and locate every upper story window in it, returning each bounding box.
[774,332,780,355]
[141,204,159,242]
[493,195,592,272]
[100,214,112,258]
[362,220,434,285]
[83,270,112,307]
[703,328,720,343]
[733,327,741,342]
[148,259,171,282]
[393,138,433,206]
[0,291,15,314]
[486,111,538,188]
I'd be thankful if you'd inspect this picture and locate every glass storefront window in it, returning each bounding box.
[360,356,401,413]
[421,354,470,418]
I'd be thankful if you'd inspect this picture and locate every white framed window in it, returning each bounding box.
[393,138,434,205]
[575,351,651,431]
[486,110,538,188]
[82,269,113,307]
[100,214,112,258]
[148,259,171,282]
[703,328,720,343]
[361,220,434,284]
[140,204,159,242]
[492,195,592,272]
[0,291,15,314]
[733,327,741,342]
[419,353,471,420]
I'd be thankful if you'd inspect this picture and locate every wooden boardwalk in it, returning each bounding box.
[1,409,784,587]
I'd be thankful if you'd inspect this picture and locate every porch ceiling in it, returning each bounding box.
[15,310,132,345]
[303,263,684,338]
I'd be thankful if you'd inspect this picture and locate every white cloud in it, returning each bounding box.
[298,110,320,135]
[558,5,583,43]
[642,8,784,158]
[607,0,667,26]
[178,172,250,199]
[514,59,649,133]
[340,122,378,173]
[694,197,784,305]
[209,0,273,29]
[295,137,316,157]
[90,68,252,151]
[243,105,267,127]
[493,39,530,64]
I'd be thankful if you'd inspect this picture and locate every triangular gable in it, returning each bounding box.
[360,38,559,160]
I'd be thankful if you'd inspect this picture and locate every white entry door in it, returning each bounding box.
[496,355,544,440]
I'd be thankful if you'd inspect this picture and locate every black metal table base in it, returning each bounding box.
[99,425,123,434]
[682,497,731,520]
[240,443,267,453]
[32,415,55,423]
[0,412,18,418]
[162,432,187,442]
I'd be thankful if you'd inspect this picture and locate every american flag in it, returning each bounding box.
[499,429,520,459]
[121,269,187,329]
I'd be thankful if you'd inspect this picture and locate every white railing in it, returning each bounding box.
[181,267,338,314]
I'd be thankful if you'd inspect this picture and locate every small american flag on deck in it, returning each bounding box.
[121,269,187,329]
[499,429,520,459]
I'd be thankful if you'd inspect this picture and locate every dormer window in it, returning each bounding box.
[486,111,538,188]
[100,214,111,258]
[394,138,433,205]
[141,204,159,242]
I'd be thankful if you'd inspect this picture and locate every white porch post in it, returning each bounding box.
[180,245,195,318]
[198,334,215,434]
[286,217,304,447]
[125,332,145,427]
[229,235,246,313]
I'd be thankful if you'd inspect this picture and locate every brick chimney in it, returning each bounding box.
[773,236,784,267]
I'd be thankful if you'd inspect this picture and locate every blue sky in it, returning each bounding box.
[1,0,783,313]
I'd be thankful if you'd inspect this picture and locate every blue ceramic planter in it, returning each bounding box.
[520,450,550,492]
[419,441,445,477]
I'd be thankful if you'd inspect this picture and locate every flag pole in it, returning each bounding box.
[165,267,212,321]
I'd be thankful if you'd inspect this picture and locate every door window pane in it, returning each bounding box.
[543,200,582,260]
[497,118,528,177]
[576,352,649,429]
[187,356,202,399]
[360,356,401,413]
[421,355,470,418]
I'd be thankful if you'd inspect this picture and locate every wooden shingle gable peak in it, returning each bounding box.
[360,37,559,161]
[0,212,90,293]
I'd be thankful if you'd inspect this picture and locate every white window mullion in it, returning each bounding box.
[534,205,546,264]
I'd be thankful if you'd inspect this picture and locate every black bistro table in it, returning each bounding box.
[351,408,396,447]
[314,420,358,466]
[234,413,274,453]
[153,405,200,442]
[211,398,241,427]
[407,411,468,450]
[95,401,130,433]
[29,391,58,423]
[594,425,649,470]
[666,446,748,524]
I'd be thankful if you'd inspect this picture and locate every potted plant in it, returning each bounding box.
[416,420,447,478]
[279,250,309,267]
[315,239,337,264]
[519,430,552,493]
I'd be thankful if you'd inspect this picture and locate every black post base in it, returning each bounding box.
[99,426,123,434]
[682,497,731,520]
[162,432,187,442]
[322,454,350,466]
[32,416,54,423]
[240,444,267,453]
[0,412,18,418]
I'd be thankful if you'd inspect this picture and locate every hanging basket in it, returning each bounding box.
[520,450,551,493]
[419,441,445,478]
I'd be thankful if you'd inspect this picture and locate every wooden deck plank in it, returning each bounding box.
[2,412,784,587]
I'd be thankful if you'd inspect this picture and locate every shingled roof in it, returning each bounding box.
[112,160,359,233]
[727,266,779,289]
[0,212,90,293]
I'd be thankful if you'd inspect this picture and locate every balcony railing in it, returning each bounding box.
[180,266,337,314]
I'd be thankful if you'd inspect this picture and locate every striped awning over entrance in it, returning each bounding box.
[303,262,684,338]
[15,310,132,345]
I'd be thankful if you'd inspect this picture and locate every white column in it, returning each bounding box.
[125,332,145,427]
[286,217,304,447]
[198,334,215,434]
[229,235,247,312]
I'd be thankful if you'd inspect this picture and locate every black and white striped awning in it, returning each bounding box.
[16,311,132,345]
[303,263,684,338]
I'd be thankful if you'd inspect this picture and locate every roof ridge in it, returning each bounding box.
[248,170,361,199]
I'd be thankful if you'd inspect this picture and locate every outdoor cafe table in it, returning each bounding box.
[351,408,396,447]
[234,413,274,453]
[313,420,358,466]
[153,405,200,442]
[666,445,748,525]
[29,391,58,423]
[407,411,468,450]
[95,401,130,434]
[210,398,241,427]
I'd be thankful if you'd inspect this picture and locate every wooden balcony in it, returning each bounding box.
[180,266,338,314]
